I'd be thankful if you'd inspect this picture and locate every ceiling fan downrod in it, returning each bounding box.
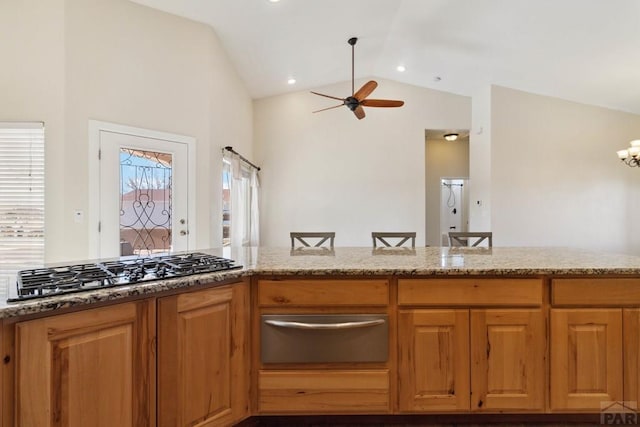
[348,37,357,96]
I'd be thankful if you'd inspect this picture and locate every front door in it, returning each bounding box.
[97,128,191,258]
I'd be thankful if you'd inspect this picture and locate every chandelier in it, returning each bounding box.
[617,140,640,167]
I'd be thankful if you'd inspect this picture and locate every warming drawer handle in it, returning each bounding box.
[264,319,385,330]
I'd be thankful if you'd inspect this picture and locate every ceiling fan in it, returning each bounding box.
[311,37,404,120]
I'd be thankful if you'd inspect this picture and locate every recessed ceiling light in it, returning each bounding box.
[287,78,296,85]
[269,0,280,2]
[396,65,406,72]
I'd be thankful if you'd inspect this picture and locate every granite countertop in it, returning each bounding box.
[1,246,639,319]
[253,246,640,276]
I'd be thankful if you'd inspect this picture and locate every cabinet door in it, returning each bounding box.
[16,300,155,427]
[158,283,249,427]
[550,308,623,411]
[470,309,545,411]
[624,309,640,406]
[398,309,470,412]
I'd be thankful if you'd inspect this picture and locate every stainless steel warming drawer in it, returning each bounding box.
[260,314,388,364]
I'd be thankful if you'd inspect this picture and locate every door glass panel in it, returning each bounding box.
[119,148,172,256]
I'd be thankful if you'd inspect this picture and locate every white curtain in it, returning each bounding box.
[249,168,260,246]
[224,150,260,247]
[229,167,245,247]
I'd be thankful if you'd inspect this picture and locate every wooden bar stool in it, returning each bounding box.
[448,231,492,247]
[290,232,335,248]
[372,232,416,248]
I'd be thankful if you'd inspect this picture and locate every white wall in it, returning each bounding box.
[0,0,66,263]
[2,0,253,262]
[469,86,492,231]
[490,86,640,253]
[254,78,471,247]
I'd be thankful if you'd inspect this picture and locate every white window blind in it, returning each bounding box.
[0,122,45,277]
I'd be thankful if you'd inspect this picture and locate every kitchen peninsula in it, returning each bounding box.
[1,246,640,426]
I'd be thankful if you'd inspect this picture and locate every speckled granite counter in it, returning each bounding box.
[1,246,639,319]
[254,246,640,276]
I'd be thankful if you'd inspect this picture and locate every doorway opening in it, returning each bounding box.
[424,129,469,246]
[440,178,469,246]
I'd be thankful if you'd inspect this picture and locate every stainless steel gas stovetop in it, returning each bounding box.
[8,252,242,302]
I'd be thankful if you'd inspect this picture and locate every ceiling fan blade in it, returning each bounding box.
[353,105,366,120]
[360,99,404,108]
[354,80,378,101]
[312,104,344,113]
[311,91,345,102]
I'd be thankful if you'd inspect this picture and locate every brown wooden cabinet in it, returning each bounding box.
[258,369,390,413]
[470,309,545,411]
[550,308,623,411]
[10,271,640,423]
[8,280,247,427]
[14,300,155,427]
[398,309,470,412]
[256,278,392,414]
[158,282,249,427]
[398,308,544,413]
[624,308,640,408]
[397,279,545,413]
[548,278,640,412]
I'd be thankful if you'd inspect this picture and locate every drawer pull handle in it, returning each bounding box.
[264,319,385,330]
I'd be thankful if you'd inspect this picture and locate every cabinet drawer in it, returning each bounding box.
[258,279,388,306]
[398,278,542,306]
[553,278,640,306]
[258,370,390,413]
[261,314,388,364]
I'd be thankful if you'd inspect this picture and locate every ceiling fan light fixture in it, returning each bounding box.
[444,133,459,141]
[310,37,405,120]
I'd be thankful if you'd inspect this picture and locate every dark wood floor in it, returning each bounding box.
[236,414,604,427]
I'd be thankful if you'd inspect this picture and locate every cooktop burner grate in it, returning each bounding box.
[9,252,241,302]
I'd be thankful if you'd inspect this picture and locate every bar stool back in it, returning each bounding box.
[372,232,416,248]
[290,232,335,248]
[448,231,492,247]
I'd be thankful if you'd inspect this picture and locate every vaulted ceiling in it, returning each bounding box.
[131,0,640,114]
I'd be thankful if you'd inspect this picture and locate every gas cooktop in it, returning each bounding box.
[8,252,242,302]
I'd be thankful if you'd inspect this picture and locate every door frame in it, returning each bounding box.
[88,120,196,259]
